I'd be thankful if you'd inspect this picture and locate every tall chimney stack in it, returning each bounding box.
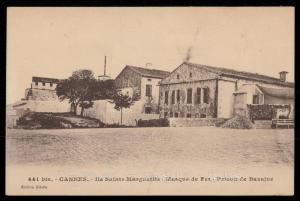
[104,56,107,76]
[279,71,288,82]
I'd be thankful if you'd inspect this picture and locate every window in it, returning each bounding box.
[164,112,168,118]
[50,83,53,87]
[203,88,209,104]
[186,113,192,118]
[177,74,180,79]
[42,82,45,86]
[174,113,179,118]
[164,91,169,105]
[176,90,180,103]
[189,72,192,78]
[200,114,207,118]
[145,107,152,114]
[196,88,201,104]
[35,82,38,86]
[253,95,259,104]
[146,85,152,97]
[170,112,173,117]
[171,91,175,104]
[187,88,193,104]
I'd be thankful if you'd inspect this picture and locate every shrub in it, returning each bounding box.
[221,115,253,129]
[17,112,72,129]
[137,118,169,127]
[16,112,104,129]
[247,104,290,121]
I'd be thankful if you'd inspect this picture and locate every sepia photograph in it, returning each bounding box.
[6,7,294,195]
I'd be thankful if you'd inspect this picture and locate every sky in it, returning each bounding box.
[7,7,294,104]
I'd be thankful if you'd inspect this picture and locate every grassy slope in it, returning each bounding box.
[16,112,104,129]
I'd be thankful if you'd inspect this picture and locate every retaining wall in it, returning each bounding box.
[169,118,228,127]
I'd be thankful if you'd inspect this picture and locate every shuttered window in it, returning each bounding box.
[176,90,180,103]
[171,91,175,104]
[203,88,209,104]
[164,91,169,105]
[146,85,152,97]
[196,88,201,104]
[187,88,193,104]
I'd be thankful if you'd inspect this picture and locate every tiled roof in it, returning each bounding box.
[32,76,60,83]
[127,65,170,79]
[184,62,294,87]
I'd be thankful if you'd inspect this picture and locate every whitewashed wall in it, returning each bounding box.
[78,99,159,126]
[12,100,70,113]
[217,80,235,118]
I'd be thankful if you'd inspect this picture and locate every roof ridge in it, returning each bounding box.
[184,61,294,85]
[128,65,170,73]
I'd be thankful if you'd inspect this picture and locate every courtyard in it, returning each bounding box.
[6,127,294,168]
[6,127,294,195]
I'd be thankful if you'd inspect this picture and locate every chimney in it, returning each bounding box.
[279,71,288,82]
[145,62,153,68]
[104,56,107,75]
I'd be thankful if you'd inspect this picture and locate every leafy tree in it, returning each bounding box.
[56,70,96,116]
[110,92,134,126]
[57,69,117,116]
[94,79,116,100]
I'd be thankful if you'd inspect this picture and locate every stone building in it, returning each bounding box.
[114,64,170,114]
[159,62,294,119]
[24,76,60,101]
[14,76,70,113]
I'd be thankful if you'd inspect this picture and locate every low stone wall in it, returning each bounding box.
[169,118,228,127]
[254,120,272,129]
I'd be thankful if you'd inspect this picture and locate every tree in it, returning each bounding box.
[110,92,134,126]
[56,69,97,116]
[57,69,117,116]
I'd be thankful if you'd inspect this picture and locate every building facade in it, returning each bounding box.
[114,65,170,114]
[25,77,60,101]
[159,62,294,119]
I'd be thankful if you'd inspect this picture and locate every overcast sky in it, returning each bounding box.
[7,7,294,104]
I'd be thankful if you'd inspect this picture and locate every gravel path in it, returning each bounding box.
[6,127,294,169]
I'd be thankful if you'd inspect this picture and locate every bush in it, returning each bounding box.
[16,112,104,129]
[221,116,253,129]
[17,112,72,129]
[247,104,290,121]
[137,118,169,127]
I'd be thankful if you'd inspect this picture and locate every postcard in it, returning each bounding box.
[6,7,294,195]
